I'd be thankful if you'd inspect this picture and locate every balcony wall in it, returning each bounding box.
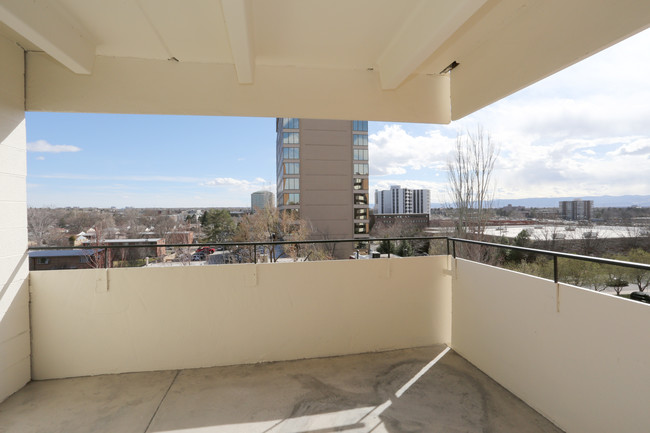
[30,256,452,380]
[0,34,30,402]
[452,258,650,433]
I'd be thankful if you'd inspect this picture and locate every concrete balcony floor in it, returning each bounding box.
[0,345,561,433]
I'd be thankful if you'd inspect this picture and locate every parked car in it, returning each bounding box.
[195,247,215,254]
[191,252,206,261]
[630,291,650,304]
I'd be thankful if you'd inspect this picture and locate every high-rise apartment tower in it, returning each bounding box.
[276,118,369,258]
[251,190,274,212]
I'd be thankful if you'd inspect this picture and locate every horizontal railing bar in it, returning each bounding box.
[27,235,650,272]
[28,236,445,250]
[448,237,650,271]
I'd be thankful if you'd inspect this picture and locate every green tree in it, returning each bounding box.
[504,256,553,280]
[376,239,396,255]
[557,258,608,291]
[620,249,650,292]
[604,265,628,296]
[397,240,414,257]
[200,209,235,242]
[505,229,531,263]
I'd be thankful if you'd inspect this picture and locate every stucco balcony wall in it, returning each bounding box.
[25,254,650,432]
[0,33,30,403]
[29,256,452,380]
[452,258,650,433]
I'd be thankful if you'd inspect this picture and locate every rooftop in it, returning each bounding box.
[28,249,100,258]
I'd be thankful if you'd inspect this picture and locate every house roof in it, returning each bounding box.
[1,0,648,123]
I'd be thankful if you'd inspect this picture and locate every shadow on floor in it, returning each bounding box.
[0,345,563,433]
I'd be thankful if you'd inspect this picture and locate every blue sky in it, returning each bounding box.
[26,28,650,208]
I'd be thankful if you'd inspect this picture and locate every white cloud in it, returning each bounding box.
[441,29,650,200]
[34,174,202,182]
[489,131,650,198]
[203,177,253,187]
[27,140,81,153]
[369,125,455,176]
[608,138,650,156]
[202,177,275,193]
[369,89,650,200]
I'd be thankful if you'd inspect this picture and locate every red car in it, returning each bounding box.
[195,247,215,254]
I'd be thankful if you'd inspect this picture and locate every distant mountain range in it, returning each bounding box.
[431,195,650,209]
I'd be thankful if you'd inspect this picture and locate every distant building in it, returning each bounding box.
[165,231,194,244]
[375,185,431,214]
[251,191,274,212]
[373,213,430,230]
[559,199,593,221]
[29,249,104,271]
[102,238,166,264]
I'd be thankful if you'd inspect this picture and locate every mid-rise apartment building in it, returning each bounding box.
[276,118,369,258]
[559,199,593,221]
[375,185,431,215]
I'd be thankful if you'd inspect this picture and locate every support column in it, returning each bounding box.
[0,34,30,402]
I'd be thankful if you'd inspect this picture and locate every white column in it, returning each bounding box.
[0,34,29,402]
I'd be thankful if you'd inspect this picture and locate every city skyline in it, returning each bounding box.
[26,28,650,208]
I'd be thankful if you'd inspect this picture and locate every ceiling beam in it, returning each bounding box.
[377,0,486,90]
[221,0,255,84]
[26,53,451,123]
[0,0,95,74]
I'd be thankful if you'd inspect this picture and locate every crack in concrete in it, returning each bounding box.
[144,370,180,433]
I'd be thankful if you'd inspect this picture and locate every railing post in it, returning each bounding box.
[104,247,108,268]
[553,255,558,283]
[254,245,257,264]
[446,238,450,256]
[452,240,456,258]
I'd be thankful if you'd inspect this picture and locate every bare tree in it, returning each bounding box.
[153,214,177,242]
[278,210,321,261]
[28,207,58,245]
[576,227,603,256]
[63,208,102,235]
[447,126,498,261]
[119,208,146,238]
[234,206,328,262]
[81,248,106,269]
[534,224,566,252]
[172,246,195,265]
[234,206,277,260]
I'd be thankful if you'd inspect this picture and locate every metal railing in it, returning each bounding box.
[28,236,446,267]
[447,237,650,284]
[28,236,650,286]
